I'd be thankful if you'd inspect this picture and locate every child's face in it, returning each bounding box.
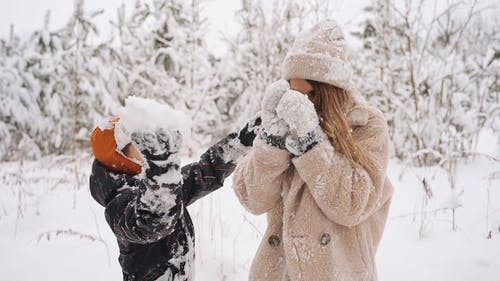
[122,143,144,164]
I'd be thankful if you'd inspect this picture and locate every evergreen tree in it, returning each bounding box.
[111,0,217,150]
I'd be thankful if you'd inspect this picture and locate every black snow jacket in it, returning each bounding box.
[89,130,252,281]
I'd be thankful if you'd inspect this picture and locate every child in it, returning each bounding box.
[89,99,261,281]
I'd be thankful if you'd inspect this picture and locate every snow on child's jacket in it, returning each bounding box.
[89,97,258,281]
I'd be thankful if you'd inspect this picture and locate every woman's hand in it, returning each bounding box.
[276,89,319,136]
[260,80,291,149]
[276,89,326,156]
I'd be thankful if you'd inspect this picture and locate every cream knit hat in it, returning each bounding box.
[282,20,355,93]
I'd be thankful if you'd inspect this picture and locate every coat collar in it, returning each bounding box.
[345,89,369,127]
[346,106,369,127]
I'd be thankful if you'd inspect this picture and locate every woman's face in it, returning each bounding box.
[289,79,314,96]
[288,79,314,101]
[289,79,322,116]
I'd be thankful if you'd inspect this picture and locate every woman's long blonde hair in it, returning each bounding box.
[308,80,377,176]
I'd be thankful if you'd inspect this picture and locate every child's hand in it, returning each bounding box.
[131,129,182,160]
[238,115,262,147]
[130,128,183,182]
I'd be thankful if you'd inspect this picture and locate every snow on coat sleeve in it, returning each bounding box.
[181,133,243,206]
[291,112,390,227]
[90,160,182,244]
[233,137,291,215]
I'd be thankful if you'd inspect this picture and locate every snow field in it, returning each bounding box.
[0,146,499,280]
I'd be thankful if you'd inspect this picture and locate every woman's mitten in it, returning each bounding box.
[276,89,326,156]
[260,79,290,149]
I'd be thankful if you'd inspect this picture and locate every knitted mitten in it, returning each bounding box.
[276,89,327,156]
[260,80,290,149]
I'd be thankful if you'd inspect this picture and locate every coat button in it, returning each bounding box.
[320,233,331,245]
[268,234,280,247]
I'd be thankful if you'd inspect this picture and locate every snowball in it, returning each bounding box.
[115,96,191,139]
[96,117,114,131]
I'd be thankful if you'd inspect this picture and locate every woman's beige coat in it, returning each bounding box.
[233,99,394,281]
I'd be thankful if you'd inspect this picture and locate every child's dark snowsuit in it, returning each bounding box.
[89,119,260,281]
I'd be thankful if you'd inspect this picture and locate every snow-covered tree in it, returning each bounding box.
[0,25,45,160]
[218,0,307,132]
[1,0,496,165]
[1,0,126,159]
[110,0,219,150]
[351,0,499,167]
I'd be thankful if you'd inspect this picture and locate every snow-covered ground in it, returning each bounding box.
[1,132,499,281]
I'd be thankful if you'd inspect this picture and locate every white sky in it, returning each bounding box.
[0,0,372,56]
[0,0,496,57]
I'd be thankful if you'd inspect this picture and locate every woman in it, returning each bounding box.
[233,21,394,281]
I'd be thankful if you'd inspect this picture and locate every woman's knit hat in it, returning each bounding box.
[282,20,355,93]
